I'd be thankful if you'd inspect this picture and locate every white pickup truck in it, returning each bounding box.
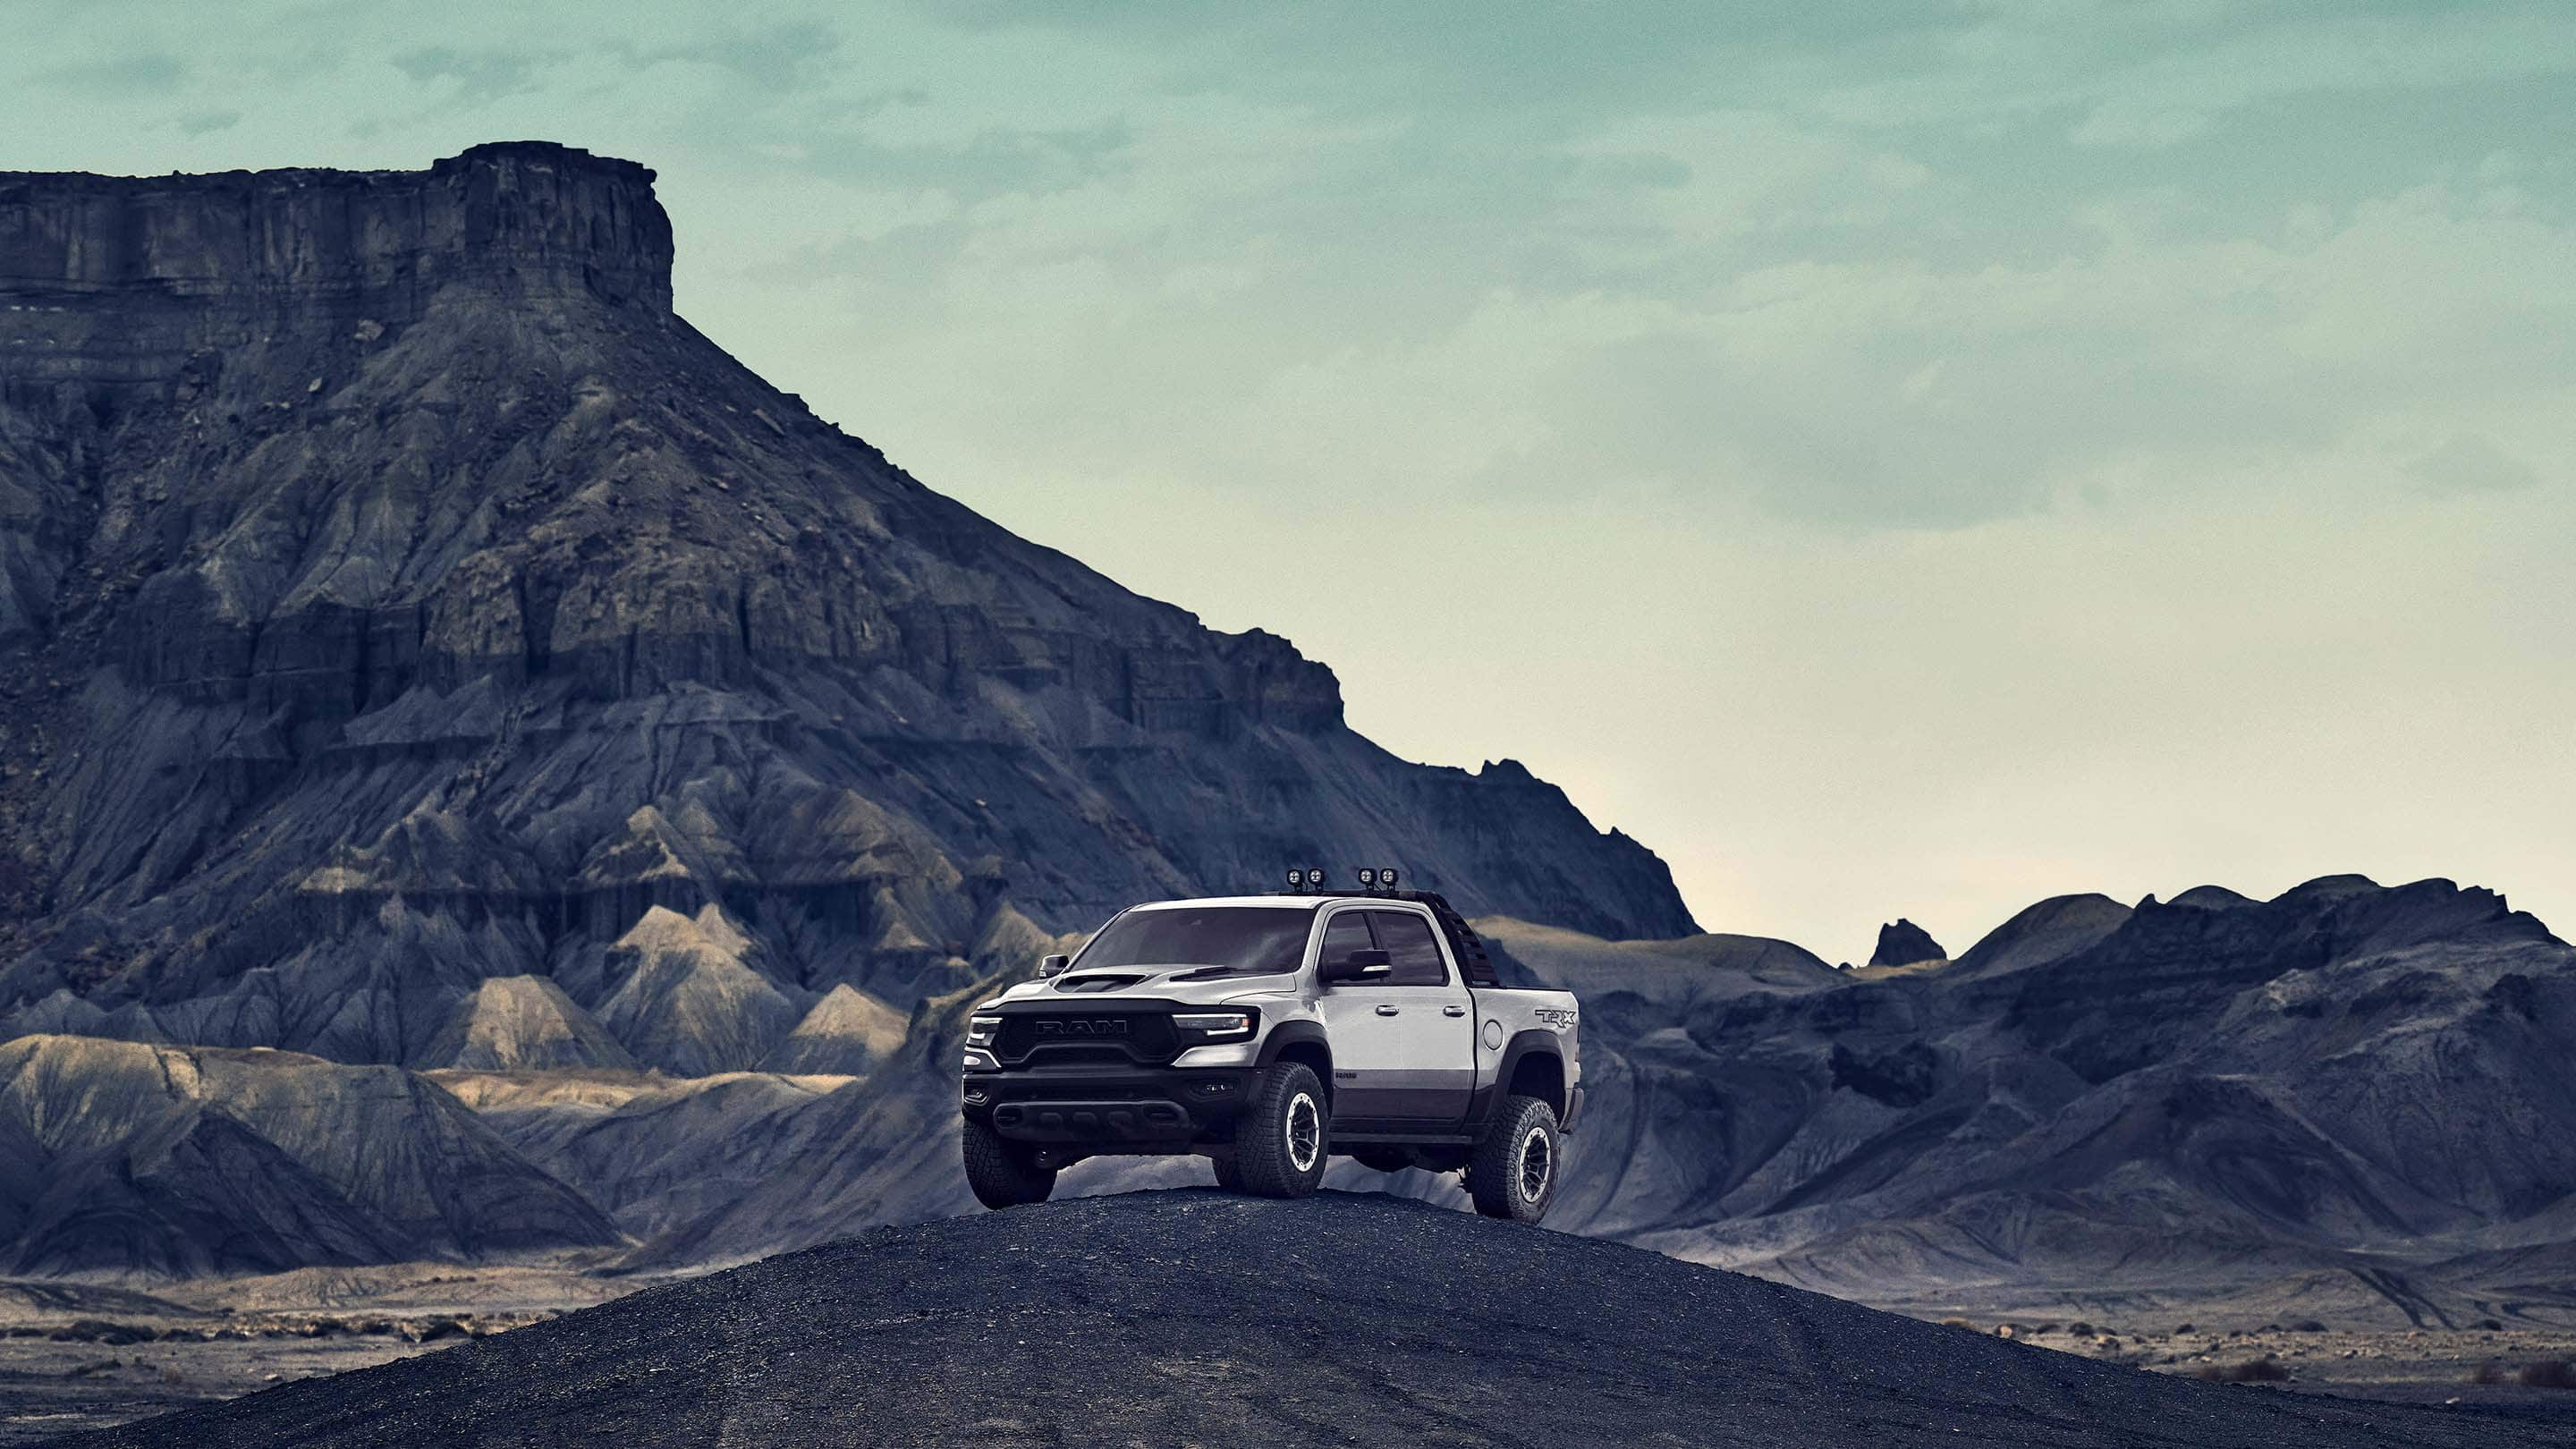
[960,875,1582,1222]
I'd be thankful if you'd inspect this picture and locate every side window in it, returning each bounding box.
[1318,911,1377,970]
[1368,911,1449,987]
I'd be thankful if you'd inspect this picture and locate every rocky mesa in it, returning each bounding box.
[0,141,1695,1089]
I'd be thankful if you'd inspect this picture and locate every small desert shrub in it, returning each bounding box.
[2292,1319,2326,1333]
[2479,1318,2505,1331]
[2197,1358,2292,1384]
[2468,1361,2509,1385]
[2066,1320,2095,1336]
[2518,1360,2576,1390]
[2172,1323,2194,1335]
[1939,1318,1977,1332]
[2031,1322,2060,1335]
[50,1320,151,1346]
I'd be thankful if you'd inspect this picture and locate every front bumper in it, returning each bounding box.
[962,1065,1261,1147]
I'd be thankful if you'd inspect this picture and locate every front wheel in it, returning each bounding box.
[962,1117,1056,1209]
[1468,1095,1560,1224]
[1233,1063,1330,1199]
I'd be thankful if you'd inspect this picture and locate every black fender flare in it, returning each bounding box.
[1468,1030,1565,1136]
[1256,1020,1333,1077]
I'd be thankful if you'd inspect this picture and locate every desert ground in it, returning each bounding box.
[6,1240,2576,1444]
[0,1267,645,1445]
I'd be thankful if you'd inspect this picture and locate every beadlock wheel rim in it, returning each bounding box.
[1286,1093,1322,1173]
[1519,1124,1552,1201]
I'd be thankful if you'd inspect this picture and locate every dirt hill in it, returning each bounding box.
[51,1191,2572,1449]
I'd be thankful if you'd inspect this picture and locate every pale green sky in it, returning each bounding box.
[9,0,2573,957]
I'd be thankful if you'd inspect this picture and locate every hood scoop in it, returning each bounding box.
[1054,973,1148,994]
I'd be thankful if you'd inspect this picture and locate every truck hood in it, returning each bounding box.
[987,969,1300,1009]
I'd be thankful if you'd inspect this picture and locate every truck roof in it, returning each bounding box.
[1121,892,1502,987]
[1125,895,1320,911]
[1125,895,1434,912]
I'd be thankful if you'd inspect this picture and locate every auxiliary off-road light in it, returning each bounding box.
[1307,867,1327,888]
[1174,1011,1253,1038]
[967,1015,1001,1046]
[1381,868,1399,887]
[1286,868,1307,888]
[1357,868,1377,887]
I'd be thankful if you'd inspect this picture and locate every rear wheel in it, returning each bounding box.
[1468,1095,1559,1224]
[962,1117,1057,1209]
[1234,1063,1330,1199]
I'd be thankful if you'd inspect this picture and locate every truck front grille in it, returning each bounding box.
[993,1010,1180,1066]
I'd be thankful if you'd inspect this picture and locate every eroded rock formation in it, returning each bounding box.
[1868,917,1945,968]
[0,143,1695,1089]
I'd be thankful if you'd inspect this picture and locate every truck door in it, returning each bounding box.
[1311,908,1410,1123]
[1365,908,1476,1126]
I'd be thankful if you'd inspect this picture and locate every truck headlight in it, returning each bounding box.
[967,1015,1002,1046]
[1174,1011,1253,1038]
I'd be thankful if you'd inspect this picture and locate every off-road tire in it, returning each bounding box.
[1208,1152,1244,1191]
[1469,1094,1559,1223]
[1350,1147,1413,1174]
[962,1117,1056,1209]
[1233,1063,1330,1199]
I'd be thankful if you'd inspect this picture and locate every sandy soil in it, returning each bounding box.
[0,1265,663,1445]
[1892,1314,2576,1414]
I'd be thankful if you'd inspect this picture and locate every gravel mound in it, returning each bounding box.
[54,1191,2572,1448]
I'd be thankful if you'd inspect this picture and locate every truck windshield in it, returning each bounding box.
[1074,907,1313,978]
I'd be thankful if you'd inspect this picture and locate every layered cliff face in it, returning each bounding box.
[0,142,1696,1080]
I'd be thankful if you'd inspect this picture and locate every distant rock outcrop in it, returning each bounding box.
[759,983,906,1076]
[0,1035,618,1275]
[428,976,635,1072]
[1867,918,1945,967]
[592,906,798,1077]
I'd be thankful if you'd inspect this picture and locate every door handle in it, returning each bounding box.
[1374,1004,1401,1016]
[1443,1005,1467,1017]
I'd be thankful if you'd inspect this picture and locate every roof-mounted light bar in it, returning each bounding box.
[1281,865,1402,894]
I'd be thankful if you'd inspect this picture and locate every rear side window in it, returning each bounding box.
[1367,911,1449,987]
[1319,911,1376,969]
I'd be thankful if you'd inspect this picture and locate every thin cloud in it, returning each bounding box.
[2406,433,2542,496]
[38,52,188,89]
[392,47,565,106]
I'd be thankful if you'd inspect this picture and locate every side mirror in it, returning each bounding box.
[1320,948,1393,985]
[1036,953,1070,979]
